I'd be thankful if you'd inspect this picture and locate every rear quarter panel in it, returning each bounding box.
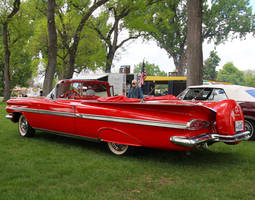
[201,100,244,135]
[75,101,216,150]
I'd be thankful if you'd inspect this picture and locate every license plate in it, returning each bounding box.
[235,120,244,132]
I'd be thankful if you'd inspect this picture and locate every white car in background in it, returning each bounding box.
[178,84,255,140]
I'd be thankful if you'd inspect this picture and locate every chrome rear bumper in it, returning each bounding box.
[170,131,250,148]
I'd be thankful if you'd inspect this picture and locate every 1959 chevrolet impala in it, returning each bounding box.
[5,79,250,155]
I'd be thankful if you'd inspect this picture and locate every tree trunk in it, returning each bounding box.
[43,0,57,96]
[105,48,115,73]
[2,23,11,102]
[2,0,20,102]
[173,51,187,76]
[186,0,203,87]
[64,49,75,79]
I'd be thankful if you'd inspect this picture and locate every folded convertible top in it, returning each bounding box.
[97,95,179,103]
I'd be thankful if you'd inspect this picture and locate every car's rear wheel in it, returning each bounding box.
[107,142,129,155]
[245,119,255,140]
[18,115,35,137]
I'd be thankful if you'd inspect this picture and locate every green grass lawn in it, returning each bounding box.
[1,102,255,200]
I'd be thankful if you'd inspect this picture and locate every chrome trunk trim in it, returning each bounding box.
[170,131,250,148]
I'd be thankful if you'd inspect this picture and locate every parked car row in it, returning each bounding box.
[178,84,255,140]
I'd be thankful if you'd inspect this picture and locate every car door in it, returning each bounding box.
[32,98,76,134]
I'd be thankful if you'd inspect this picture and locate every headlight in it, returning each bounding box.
[235,120,244,132]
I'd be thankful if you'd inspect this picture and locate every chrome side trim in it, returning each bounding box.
[170,131,250,148]
[8,107,75,118]
[34,128,100,143]
[76,113,187,129]
[5,114,13,119]
[8,107,187,129]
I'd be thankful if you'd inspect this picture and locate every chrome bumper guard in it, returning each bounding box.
[170,131,250,148]
[5,114,13,119]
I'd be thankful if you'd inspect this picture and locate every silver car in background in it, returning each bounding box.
[178,84,255,140]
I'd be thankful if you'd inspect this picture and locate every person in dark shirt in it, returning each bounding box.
[127,80,143,99]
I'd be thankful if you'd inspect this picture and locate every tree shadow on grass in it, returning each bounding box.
[30,130,244,168]
[30,130,107,153]
[132,146,243,168]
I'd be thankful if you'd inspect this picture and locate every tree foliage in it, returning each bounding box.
[29,0,107,80]
[91,0,142,72]
[0,0,37,101]
[1,0,112,98]
[244,70,255,87]
[217,62,245,85]
[203,0,255,44]
[127,0,255,75]
[125,0,180,71]
[133,61,167,76]
[58,0,110,79]
[203,50,220,81]
[8,3,37,86]
[1,0,254,99]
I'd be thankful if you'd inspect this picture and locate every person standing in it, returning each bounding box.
[127,80,143,99]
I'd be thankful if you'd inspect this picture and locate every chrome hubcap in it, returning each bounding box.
[111,143,127,151]
[20,117,28,135]
[108,142,128,155]
[245,120,253,139]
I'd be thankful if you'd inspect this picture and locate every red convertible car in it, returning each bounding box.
[6,79,249,155]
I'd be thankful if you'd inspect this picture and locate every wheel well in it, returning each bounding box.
[244,118,255,140]
[245,118,255,123]
[12,112,22,123]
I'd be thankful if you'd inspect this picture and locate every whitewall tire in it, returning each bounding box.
[18,115,35,137]
[245,119,255,141]
[107,142,129,156]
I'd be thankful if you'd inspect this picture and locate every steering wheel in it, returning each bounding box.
[62,89,81,99]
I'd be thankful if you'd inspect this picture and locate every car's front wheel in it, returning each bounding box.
[107,142,129,155]
[18,115,35,137]
[245,119,255,140]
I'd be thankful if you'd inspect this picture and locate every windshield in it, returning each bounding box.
[179,87,229,101]
[56,81,109,99]
[46,81,111,100]
[182,88,214,100]
[46,88,56,99]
